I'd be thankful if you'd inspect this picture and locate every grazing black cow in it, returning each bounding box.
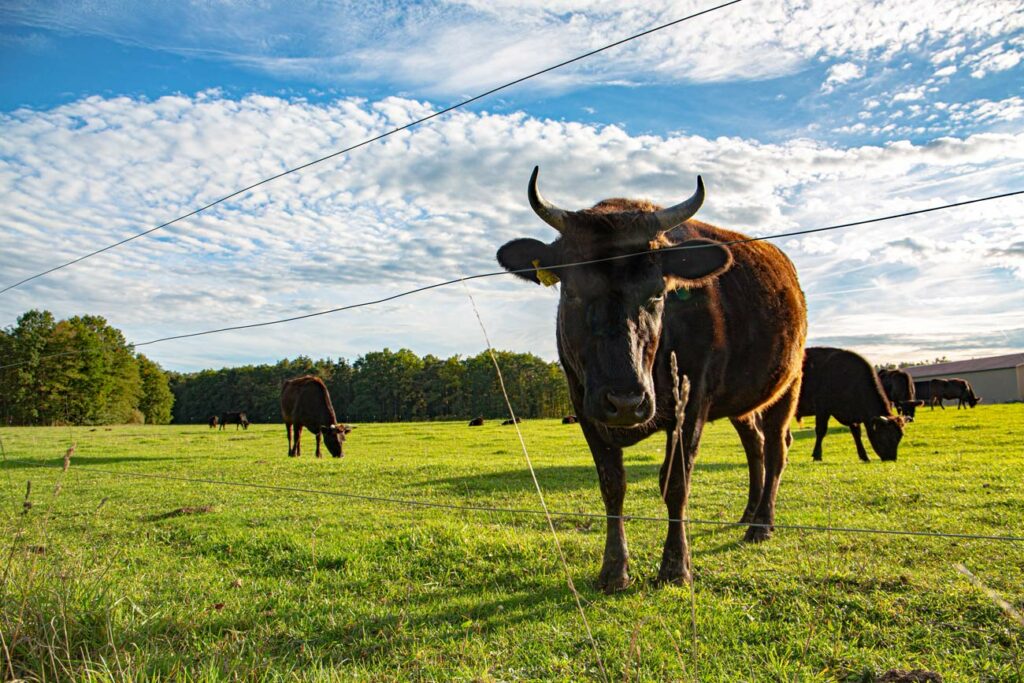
[877,368,924,421]
[797,347,906,462]
[280,375,350,458]
[219,412,249,430]
[497,167,806,589]
[208,415,219,429]
[468,416,484,426]
[501,417,522,425]
[928,378,981,409]
[562,415,578,424]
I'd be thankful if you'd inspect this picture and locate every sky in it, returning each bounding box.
[1,0,1023,372]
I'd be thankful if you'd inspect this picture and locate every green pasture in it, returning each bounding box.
[1,404,1022,681]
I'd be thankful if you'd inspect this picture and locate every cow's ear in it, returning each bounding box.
[497,238,558,285]
[659,239,733,286]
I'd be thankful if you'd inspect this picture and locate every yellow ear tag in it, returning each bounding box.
[531,259,560,287]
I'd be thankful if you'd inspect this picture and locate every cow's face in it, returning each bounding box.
[968,396,981,408]
[319,423,348,458]
[497,168,732,427]
[900,399,924,421]
[866,415,905,461]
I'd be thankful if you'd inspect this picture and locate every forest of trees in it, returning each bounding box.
[1,310,571,425]
[169,348,572,424]
[0,310,174,425]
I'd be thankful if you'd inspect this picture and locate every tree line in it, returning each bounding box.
[169,348,572,424]
[1,310,571,425]
[0,310,174,425]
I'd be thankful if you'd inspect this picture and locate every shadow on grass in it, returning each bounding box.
[428,461,748,495]
[0,455,186,470]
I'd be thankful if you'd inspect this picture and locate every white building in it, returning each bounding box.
[904,352,1024,404]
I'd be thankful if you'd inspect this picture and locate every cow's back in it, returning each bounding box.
[797,347,891,425]
[281,375,336,427]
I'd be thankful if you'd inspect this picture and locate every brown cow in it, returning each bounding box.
[799,348,906,461]
[877,368,924,421]
[497,167,806,589]
[562,415,578,424]
[468,416,484,426]
[208,415,219,429]
[929,378,981,409]
[280,376,349,458]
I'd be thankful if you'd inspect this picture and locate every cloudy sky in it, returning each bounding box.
[1,0,1023,372]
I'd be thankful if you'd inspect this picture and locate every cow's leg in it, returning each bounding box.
[657,401,708,585]
[315,430,323,459]
[580,420,629,593]
[849,423,870,462]
[294,424,302,457]
[745,381,798,543]
[812,413,829,461]
[730,414,764,524]
[286,422,294,456]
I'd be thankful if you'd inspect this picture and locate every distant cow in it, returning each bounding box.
[468,417,484,426]
[219,412,249,430]
[501,417,522,425]
[208,415,219,429]
[797,347,906,462]
[877,369,924,421]
[929,378,981,409]
[280,375,350,458]
[562,415,577,424]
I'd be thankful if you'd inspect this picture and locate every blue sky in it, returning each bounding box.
[1,0,1023,371]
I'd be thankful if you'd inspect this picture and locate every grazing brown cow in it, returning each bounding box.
[208,415,219,429]
[468,416,484,426]
[877,368,924,421]
[929,378,981,409]
[501,417,522,425]
[798,348,906,462]
[280,376,349,458]
[497,167,806,589]
[562,415,578,424]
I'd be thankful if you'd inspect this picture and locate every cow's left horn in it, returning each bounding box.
[528,166,568,233]
[654,176,705,231]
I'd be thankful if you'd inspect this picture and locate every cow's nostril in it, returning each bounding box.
[606,392,645,414]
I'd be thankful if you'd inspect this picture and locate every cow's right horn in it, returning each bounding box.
[528,166,568,233]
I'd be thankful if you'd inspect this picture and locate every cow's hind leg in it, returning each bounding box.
[849,423,870,462]
[657,404,708,585]
[294,424,302,457]
[315,431,323,458]
[745,381,798,543]
[580,420,629,593]
[286,422,294,457]
[730,414,764,524]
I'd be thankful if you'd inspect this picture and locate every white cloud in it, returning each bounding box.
[821,62,865,93]
[1,93,1023,370]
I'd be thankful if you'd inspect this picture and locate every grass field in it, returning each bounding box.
[2,404,1023,681]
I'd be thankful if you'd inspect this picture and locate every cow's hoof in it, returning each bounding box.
[812,455,822,462]
[744,523,773,543]
[596,565,630,594]
[656,557,692,586]
[332,454,343,459]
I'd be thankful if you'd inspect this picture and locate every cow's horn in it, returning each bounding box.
[528,166,568,233]
[654,176,705,231]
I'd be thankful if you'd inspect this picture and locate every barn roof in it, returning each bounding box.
[904,352,1024,378]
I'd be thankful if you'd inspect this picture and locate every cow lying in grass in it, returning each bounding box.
[798,347,906,462]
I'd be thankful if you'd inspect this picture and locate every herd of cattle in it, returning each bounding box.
[201,168,988,591]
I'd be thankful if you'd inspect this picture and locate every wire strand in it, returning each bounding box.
[2,188,1020,372]
[0,0,746,296]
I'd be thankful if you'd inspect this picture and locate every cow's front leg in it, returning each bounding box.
[849,423,870,462]
[658,407,705,585]
[580,421,629,593]
[315,431,323,458]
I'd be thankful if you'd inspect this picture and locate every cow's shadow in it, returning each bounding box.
[427,460,747,495]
